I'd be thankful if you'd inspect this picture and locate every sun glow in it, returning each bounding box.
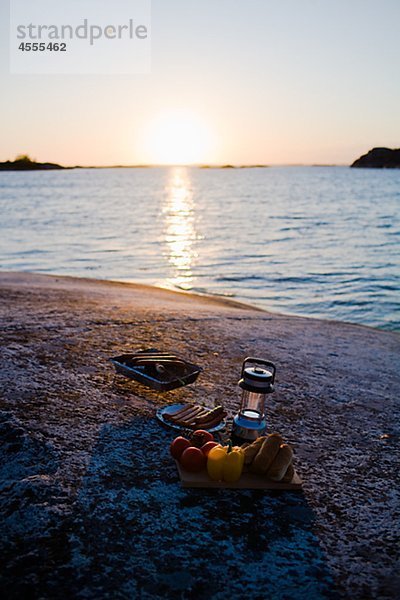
[143,111,215,165]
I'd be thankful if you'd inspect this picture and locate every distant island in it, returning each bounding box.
[0,155,66,171]
[200,164,269,169]
[351,147,400,169]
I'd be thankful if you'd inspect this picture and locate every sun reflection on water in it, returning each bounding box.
[163,167,197,289]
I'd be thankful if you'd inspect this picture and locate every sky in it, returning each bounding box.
[0,0,399,166]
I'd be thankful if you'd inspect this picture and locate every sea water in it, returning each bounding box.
[0,166,399,330]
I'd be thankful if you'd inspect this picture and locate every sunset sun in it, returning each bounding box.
[143,111,215,165]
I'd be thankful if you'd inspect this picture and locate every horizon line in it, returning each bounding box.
[65,162,350,169]
[0,156,351,169]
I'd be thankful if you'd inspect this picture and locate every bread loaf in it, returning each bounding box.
[281,462,294,483]
[250,433,282,475]
[242,437,266,465]
[267,444,293,481]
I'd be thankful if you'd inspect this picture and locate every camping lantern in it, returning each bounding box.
[232,357,276,443]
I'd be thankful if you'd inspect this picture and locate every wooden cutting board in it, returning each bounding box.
[176,462,303,490]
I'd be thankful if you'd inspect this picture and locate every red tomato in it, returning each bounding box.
[179,446,207,472]
[201,441,219,457]
[191,430,214,448]
[170,436,191,460]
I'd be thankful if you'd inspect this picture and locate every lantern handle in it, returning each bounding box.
[241,357,276,383]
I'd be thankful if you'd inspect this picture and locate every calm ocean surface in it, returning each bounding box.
[1,166,399,330]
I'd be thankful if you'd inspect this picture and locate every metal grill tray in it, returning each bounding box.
[110,349,202,391]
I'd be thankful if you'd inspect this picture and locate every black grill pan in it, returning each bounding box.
[110,348,202,391]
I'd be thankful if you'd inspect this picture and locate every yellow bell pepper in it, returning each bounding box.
[207,441,244,483]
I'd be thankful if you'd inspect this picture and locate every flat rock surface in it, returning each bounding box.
[0,272,399,599]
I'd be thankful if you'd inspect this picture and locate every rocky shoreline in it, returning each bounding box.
[351,147,400,168]
[0,156,66,170]
[0,272,399,599]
